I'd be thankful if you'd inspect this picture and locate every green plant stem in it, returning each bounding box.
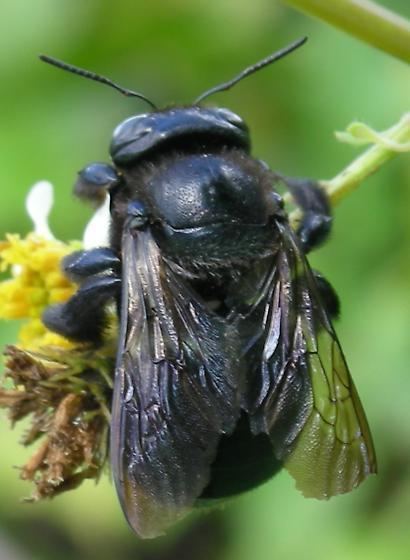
[288,113,410,225]
[283,0,410,63]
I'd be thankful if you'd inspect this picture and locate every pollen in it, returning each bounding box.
[0,233,79,349]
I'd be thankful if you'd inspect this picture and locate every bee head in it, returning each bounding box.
[109,107,250,166]
[39,38,307,168]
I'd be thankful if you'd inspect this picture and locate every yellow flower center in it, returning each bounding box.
[0,234,80,349]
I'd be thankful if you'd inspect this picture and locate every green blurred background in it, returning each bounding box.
[0,1,409,559]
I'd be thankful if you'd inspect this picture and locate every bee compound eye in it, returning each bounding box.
[74,162,120,206]
[216,108,244,125]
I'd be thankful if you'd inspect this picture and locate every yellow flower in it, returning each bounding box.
[0,181,83,350]
[0,181,115,501]
[0,234,79,349]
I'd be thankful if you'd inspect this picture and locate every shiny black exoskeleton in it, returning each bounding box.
[44,106,332,339]
[41,44,376,539]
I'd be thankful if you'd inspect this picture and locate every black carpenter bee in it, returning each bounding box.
[40,38,376,538]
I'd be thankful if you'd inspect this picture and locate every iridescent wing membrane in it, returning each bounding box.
[111,229,242,538]
[111,221,376,538]
[247,222,377,498]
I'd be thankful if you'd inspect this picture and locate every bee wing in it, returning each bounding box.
[111,228,241,538]
[247,222,376,499]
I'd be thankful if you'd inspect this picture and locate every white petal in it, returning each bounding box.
[83,195,111,249]
[25,181,55,239]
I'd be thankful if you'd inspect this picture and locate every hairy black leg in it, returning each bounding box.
[42,274,121,344]
[74,162,121,206]
[43,162,123,344]
[43,247,121,344]
[313,271,340,320]
[277,174,332,253]
[63,247,121,281]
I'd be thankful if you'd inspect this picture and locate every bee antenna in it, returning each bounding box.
[39,55,158,111]
[194,37,308,104]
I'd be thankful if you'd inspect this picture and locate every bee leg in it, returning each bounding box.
[43,273,121,344]
[74,162,121,206]
[62,247,121,282]
[43,247,121,344]
[313,271,340,320]
[279,175,332,253]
